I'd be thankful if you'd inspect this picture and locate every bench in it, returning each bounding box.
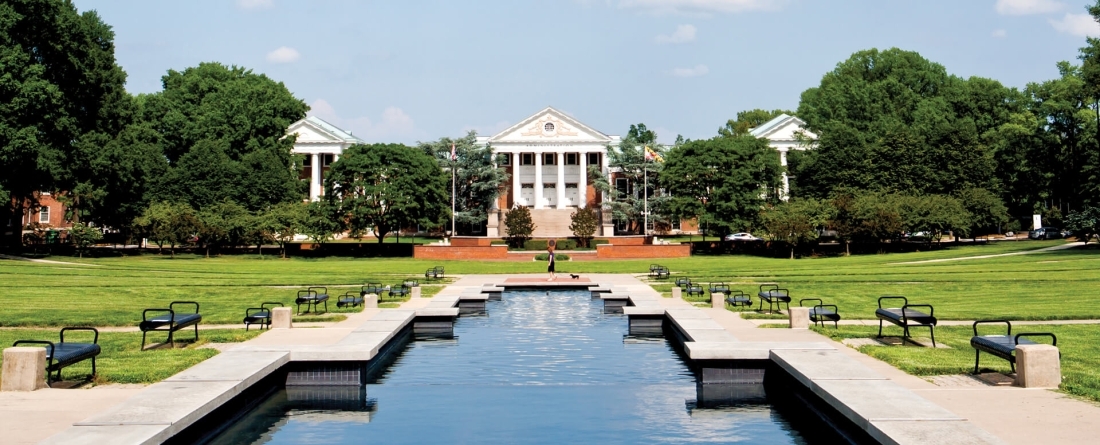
[140,301,202,349]
[12,327,101,384]
[425,266,445,280]
[970,320,1057,374]
[649,264,663,277]
[875,296,937,347]
[724,290,752,309]
[403,279,419,288]
[686,283,705,298]
[338,291,364,308]
[389,284,410,299]
[655,267,670,280]
[757,284,791,313]
[361,282,385,296]
[296,287,329,315]
[243,302,282,331]
[800,298,841,328]
[709,282,730,295]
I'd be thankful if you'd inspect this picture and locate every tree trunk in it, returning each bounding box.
[789,246,794,260]
[170,244,176,259]
[845,240,850,256]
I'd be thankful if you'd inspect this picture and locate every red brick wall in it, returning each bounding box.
[414,245,509,260]
[24,194,70,229]
[610,236,648,246]
[596,244,691,259]
[450,237,494,247]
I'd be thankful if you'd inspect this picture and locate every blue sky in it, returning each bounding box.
[77,0,1100,144]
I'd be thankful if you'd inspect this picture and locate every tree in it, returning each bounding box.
[262,202,307,258]
[325,143,449,242]
[718,109,793,137]
[196,200,253,257]
[133,202,199,258]
[590,124,670,235]
[419,131,507,235]
[900,194,971,243]
[660,135,780,236]
[955,187,1009,237]
[68,222,102,258]
[0,0,133,248]
[794,48,1000,199]
[504,206,535,248]
[301,201,340,246]
[141,62,308,210]
[761,198,832,259]
[569,207,598,248]
[1065,206,1100,244]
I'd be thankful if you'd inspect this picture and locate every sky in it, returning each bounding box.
[76,0,1100,145]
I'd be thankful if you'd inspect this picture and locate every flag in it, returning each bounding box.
[644,146,663,163]
[450,142,456,161]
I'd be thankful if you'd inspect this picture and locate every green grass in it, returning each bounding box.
[0,329,261,385]
[813,324,1100,404]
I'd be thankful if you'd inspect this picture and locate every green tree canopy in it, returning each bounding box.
[660,135,780,236]
[324,143,448,242]
[718,109,793,137]
[419,131,507,235]
[0,0,133,247]
[141,62,308,210]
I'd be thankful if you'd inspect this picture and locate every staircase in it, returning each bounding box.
[529,208,576,238]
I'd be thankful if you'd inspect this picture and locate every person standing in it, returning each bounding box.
[547,242,556,281]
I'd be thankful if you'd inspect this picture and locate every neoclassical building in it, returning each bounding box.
[286,116,365,201]
[478,107,619,237]
[748,113,817,199]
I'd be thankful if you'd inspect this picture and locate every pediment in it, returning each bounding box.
[488,107,612,144]
[286,116,363,144]
[288,122,340,143]
[751,115,817,142]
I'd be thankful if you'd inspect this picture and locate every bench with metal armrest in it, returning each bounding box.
[338,291,364,308]
[757,284,791,313]
[13,327,101,384]
[139,301,202,349]
[361,282,385,296]
[244,302,282,330]
[724,290,752,309]
[875,296,937,347]
[296,287,329,315]
[970,319,1057,373]
[800,298,841,328]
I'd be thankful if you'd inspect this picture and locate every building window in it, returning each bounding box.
[671,218,681,231]
[521,153,534,165]
[543,153,556,165]
[499,154,511,165]
[543,183,556,189]
[588,153,600,166]
[38,206,50,224]
[615,178,629,198]
[322,154,334,166]
[521,183,534,189]
[544,122,555,133]
[565,153,578,165]
[303,156,312,167]
[565,183,578,189]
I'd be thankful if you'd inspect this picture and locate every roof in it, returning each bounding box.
[302,115,365,144]
[748,114,792,138]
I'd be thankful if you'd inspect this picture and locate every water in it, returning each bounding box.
[210,289,811,444]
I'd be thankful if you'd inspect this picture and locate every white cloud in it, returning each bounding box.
[266,46,300,63]
[620,0,785,15]
[992,29,1008,38]
[309,99,422,142]
[670,64,709,77]
[1049,13,1100,37]
[995,0,1064,15]
[656,24,697,43]
[237,0,273,10]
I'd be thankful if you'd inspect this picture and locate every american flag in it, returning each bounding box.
[450,142,456,161]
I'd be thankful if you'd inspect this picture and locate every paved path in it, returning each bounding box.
[0,254,100,266]
[894,242,1083,264]
[745,317,1100,327]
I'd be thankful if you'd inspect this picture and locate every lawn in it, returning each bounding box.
[812,324,1100,404]
[0,328,261,385]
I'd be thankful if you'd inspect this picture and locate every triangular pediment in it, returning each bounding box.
[488,107,613,144]
[749,115,817,142]
[286,116,364,144]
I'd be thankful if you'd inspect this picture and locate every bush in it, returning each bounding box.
[504,207,535,248]
[490,239,507,245]
[592,239,610,246]
[524,239,548,250]
[569,207,599,247]
[534,253,570,261]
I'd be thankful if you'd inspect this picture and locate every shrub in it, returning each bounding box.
[534,253,570,261]
[569,207,599,248]
[524,239,548,251]
[592,239,610,246]
[504,207,535,248]
[490,239,508,245]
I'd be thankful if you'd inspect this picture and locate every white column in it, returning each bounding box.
[556,151,566,209]
[780,149,790,201]
[310,153,321,201]
[579,151,587,208]
[512,152,521,207]
[534,151,544,209]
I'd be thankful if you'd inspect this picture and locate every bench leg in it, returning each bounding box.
[91,356,96,379]
[927,326,935,348]
[974,350,981,374]
[193,323,200,343]
[323,300,328,313]
[141,331,148,350]
[877,319,884,338]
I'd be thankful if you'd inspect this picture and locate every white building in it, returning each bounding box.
[478,107,619,237]
[749,114,817,199]
[286,116,366,201]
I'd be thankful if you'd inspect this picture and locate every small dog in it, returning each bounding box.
[569,274,580,279]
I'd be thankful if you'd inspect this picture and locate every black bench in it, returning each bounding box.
[140,301,202,349]
[361,282,385,296]
[403,279,419,288]
[389,283,409,299]
[655,267,670,280]
[13,327,101,384]
[296,287,329,315]
[649,264,663,277]
[757,284,791,313]
[724,290,753,309]
[243,302,282,331]
[687,283,705,298]
[875,296,937,347]
[338,291,364,308]
[675,278,692,289]
[800,298,841,328]
[709,282,730,295]
[425,266,445,280]
[970,320,1057,374]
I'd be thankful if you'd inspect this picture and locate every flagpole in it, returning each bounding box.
[643,147,648,237]
[451,143,456,239]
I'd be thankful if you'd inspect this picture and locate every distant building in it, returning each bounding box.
[286,116,366,201]
[748,114,818,199]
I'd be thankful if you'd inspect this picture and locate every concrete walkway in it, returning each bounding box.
[894,242,1083,264]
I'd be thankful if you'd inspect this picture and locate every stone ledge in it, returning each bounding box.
[623,307,664,316]
[39,424,169,445]
[684,341,833,360]
[415,308,460,317]
[868,419,1006,445]
[769,349,888,388]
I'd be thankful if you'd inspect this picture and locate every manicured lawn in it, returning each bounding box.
[0,329,260,385]
[812,324,1100,404]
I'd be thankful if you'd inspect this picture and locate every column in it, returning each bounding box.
[556,151,565,209]
[578,151,587,208]
[512,152,521,207]
[780,149,790,201]
[310,153,321,201]
[534,151,543,209]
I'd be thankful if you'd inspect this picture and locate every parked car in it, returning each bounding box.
[724,233,762,241]
[1028,227,1064,240]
